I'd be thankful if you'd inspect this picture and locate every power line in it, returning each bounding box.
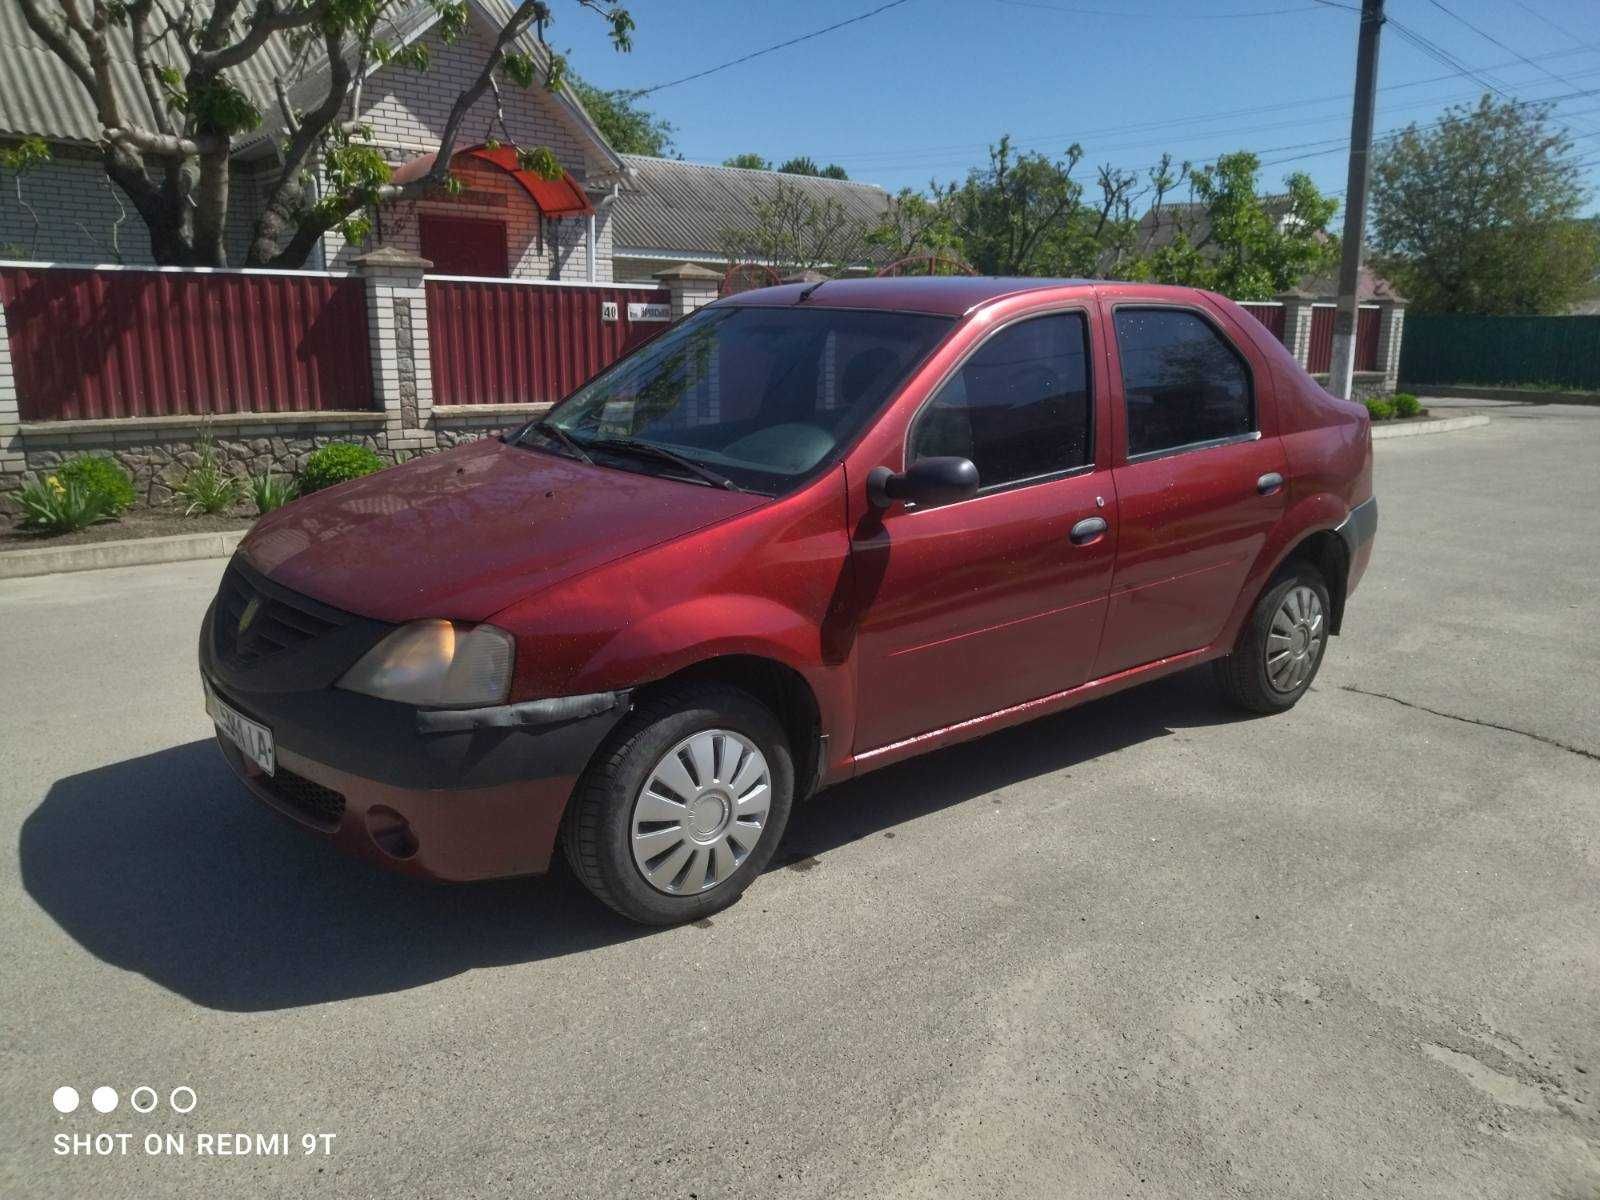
[625,0,917,97]
[815,44,1600,169]
[1417,0,1600,139]
[993,0,1339,18]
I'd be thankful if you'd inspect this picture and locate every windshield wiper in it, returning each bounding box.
[580,437,747,492]
[515,419,593,464]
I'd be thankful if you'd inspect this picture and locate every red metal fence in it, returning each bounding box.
[1307,304,1380,375]
[426,279,672,406]
[0,265,372,420]
[1237,302,1286,344]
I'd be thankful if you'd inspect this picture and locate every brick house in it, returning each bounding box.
[0,1,628,277]
[0,1,895,287]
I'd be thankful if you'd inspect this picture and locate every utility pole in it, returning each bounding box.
[1328,0,1385,400]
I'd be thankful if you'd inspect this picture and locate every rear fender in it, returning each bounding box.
[1215,491,1349,650]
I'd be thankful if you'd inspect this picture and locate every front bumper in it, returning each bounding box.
[199,560,628,882]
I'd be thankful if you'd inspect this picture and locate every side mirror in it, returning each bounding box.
[867,457,980,510]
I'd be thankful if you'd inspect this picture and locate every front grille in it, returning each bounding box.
[215,562,347,667]
[260,767,347,829]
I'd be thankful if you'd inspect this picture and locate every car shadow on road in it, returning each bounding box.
[19,667,1242,1012]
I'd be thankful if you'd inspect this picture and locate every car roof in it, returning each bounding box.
[712,276,1207,318]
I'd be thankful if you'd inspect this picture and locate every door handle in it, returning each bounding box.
[1069,516,1108,545]
[1257,472,1284,496]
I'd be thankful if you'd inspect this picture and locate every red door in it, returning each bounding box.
[418,215,509,277]
[851,309,1116,752]
[1092,300,1286,678]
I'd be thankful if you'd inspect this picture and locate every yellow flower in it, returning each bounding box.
[46,475,64,494]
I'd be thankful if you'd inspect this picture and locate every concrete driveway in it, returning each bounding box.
[2,404,1596,1200]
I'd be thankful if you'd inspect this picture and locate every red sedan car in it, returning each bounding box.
[199,277,1376,925]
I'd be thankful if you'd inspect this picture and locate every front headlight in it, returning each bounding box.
[337,620,515,708]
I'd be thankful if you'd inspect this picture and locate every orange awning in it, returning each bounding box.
[390,143,594,217]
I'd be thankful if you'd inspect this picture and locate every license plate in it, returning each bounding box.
[205,682,275,776]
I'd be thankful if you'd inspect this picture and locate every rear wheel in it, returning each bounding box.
[561,683,794,925]
[1213,564,1331,714]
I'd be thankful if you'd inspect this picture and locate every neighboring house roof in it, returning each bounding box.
[613,154,891,263]
[0,0,622,176]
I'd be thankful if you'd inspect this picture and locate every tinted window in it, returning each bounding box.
[1114,308,1253,457]
[910,313,1092,489]
[540,306,953,494]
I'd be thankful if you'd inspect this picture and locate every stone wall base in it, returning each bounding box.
[1310,372,1394,402]
[0,404,552,523]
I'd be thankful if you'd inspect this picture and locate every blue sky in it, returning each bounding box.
[553,0,1600,217]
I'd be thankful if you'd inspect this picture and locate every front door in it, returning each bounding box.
[852,310,1116,753]
[418,215,509,277]
[1092,302,1287,678]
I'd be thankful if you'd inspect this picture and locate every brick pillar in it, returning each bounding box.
[654,262,723,317]
[355,246,436,456]
[1277,291,1314,369]
[1375,298,1406,391]
[0,293,22,477]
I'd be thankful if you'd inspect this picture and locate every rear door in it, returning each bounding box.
[851,308,1116,752]
[1092,300,1286,678]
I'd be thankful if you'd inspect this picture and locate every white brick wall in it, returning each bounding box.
[1,13,613,279]
[323,16,611,281]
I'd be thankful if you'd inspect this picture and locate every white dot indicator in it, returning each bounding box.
[169,1086,196,1114]
[130,1086,158,1114]
[91,1086,119,1114]
[52,1086,80,1114]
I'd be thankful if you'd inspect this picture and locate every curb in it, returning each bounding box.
[1371,414,1489,440]
[1409,384,1600,407]
[0,529,246,580]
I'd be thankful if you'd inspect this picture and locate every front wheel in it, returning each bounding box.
[561,683,794,925]
[1213,564,1331,714]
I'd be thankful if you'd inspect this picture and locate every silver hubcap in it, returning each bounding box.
[631,729,771,895]
[1267,585,1325,692]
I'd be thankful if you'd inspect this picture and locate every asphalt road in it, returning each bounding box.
[2,403,1597,1200]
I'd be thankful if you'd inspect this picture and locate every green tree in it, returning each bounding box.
[1133,152,1337,298]
[869,186,965,263]
[723,152,772,170]
[774,155,848,180]
[1370,96,1599,313]
[17,0,635,267]
[571,78,672,157]
[946,136,1112,276]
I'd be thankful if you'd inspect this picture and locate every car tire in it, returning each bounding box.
[561,683,795,926]
[1213,563,1332,714]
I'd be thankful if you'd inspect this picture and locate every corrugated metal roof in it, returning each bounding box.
[614,155,892,263]
[0,1,299,144]
[0,0,619,173]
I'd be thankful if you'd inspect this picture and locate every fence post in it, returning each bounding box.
[654,263,722,316]
[355,246,436,457]
[1375,298,1406,392]
[1277,291,1314,369]
[0,293,21,478]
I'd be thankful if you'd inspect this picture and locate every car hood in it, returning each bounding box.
[239,438,765,623]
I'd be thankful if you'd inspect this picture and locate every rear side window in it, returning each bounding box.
[910,312,1092,489]
[1113,308,1253,458]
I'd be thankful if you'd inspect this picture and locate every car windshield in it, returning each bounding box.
[534,304,955,494]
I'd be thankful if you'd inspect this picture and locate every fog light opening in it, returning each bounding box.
[365,806,419,860]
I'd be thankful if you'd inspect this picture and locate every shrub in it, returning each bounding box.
[56,454,136,514]
[172,434,243,515]
[1391,392,1422,418]
[300,442,384,493]
[1363,396,1395,421]
[16,474,116,534]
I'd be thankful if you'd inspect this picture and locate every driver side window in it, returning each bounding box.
[910,312,1092,490]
